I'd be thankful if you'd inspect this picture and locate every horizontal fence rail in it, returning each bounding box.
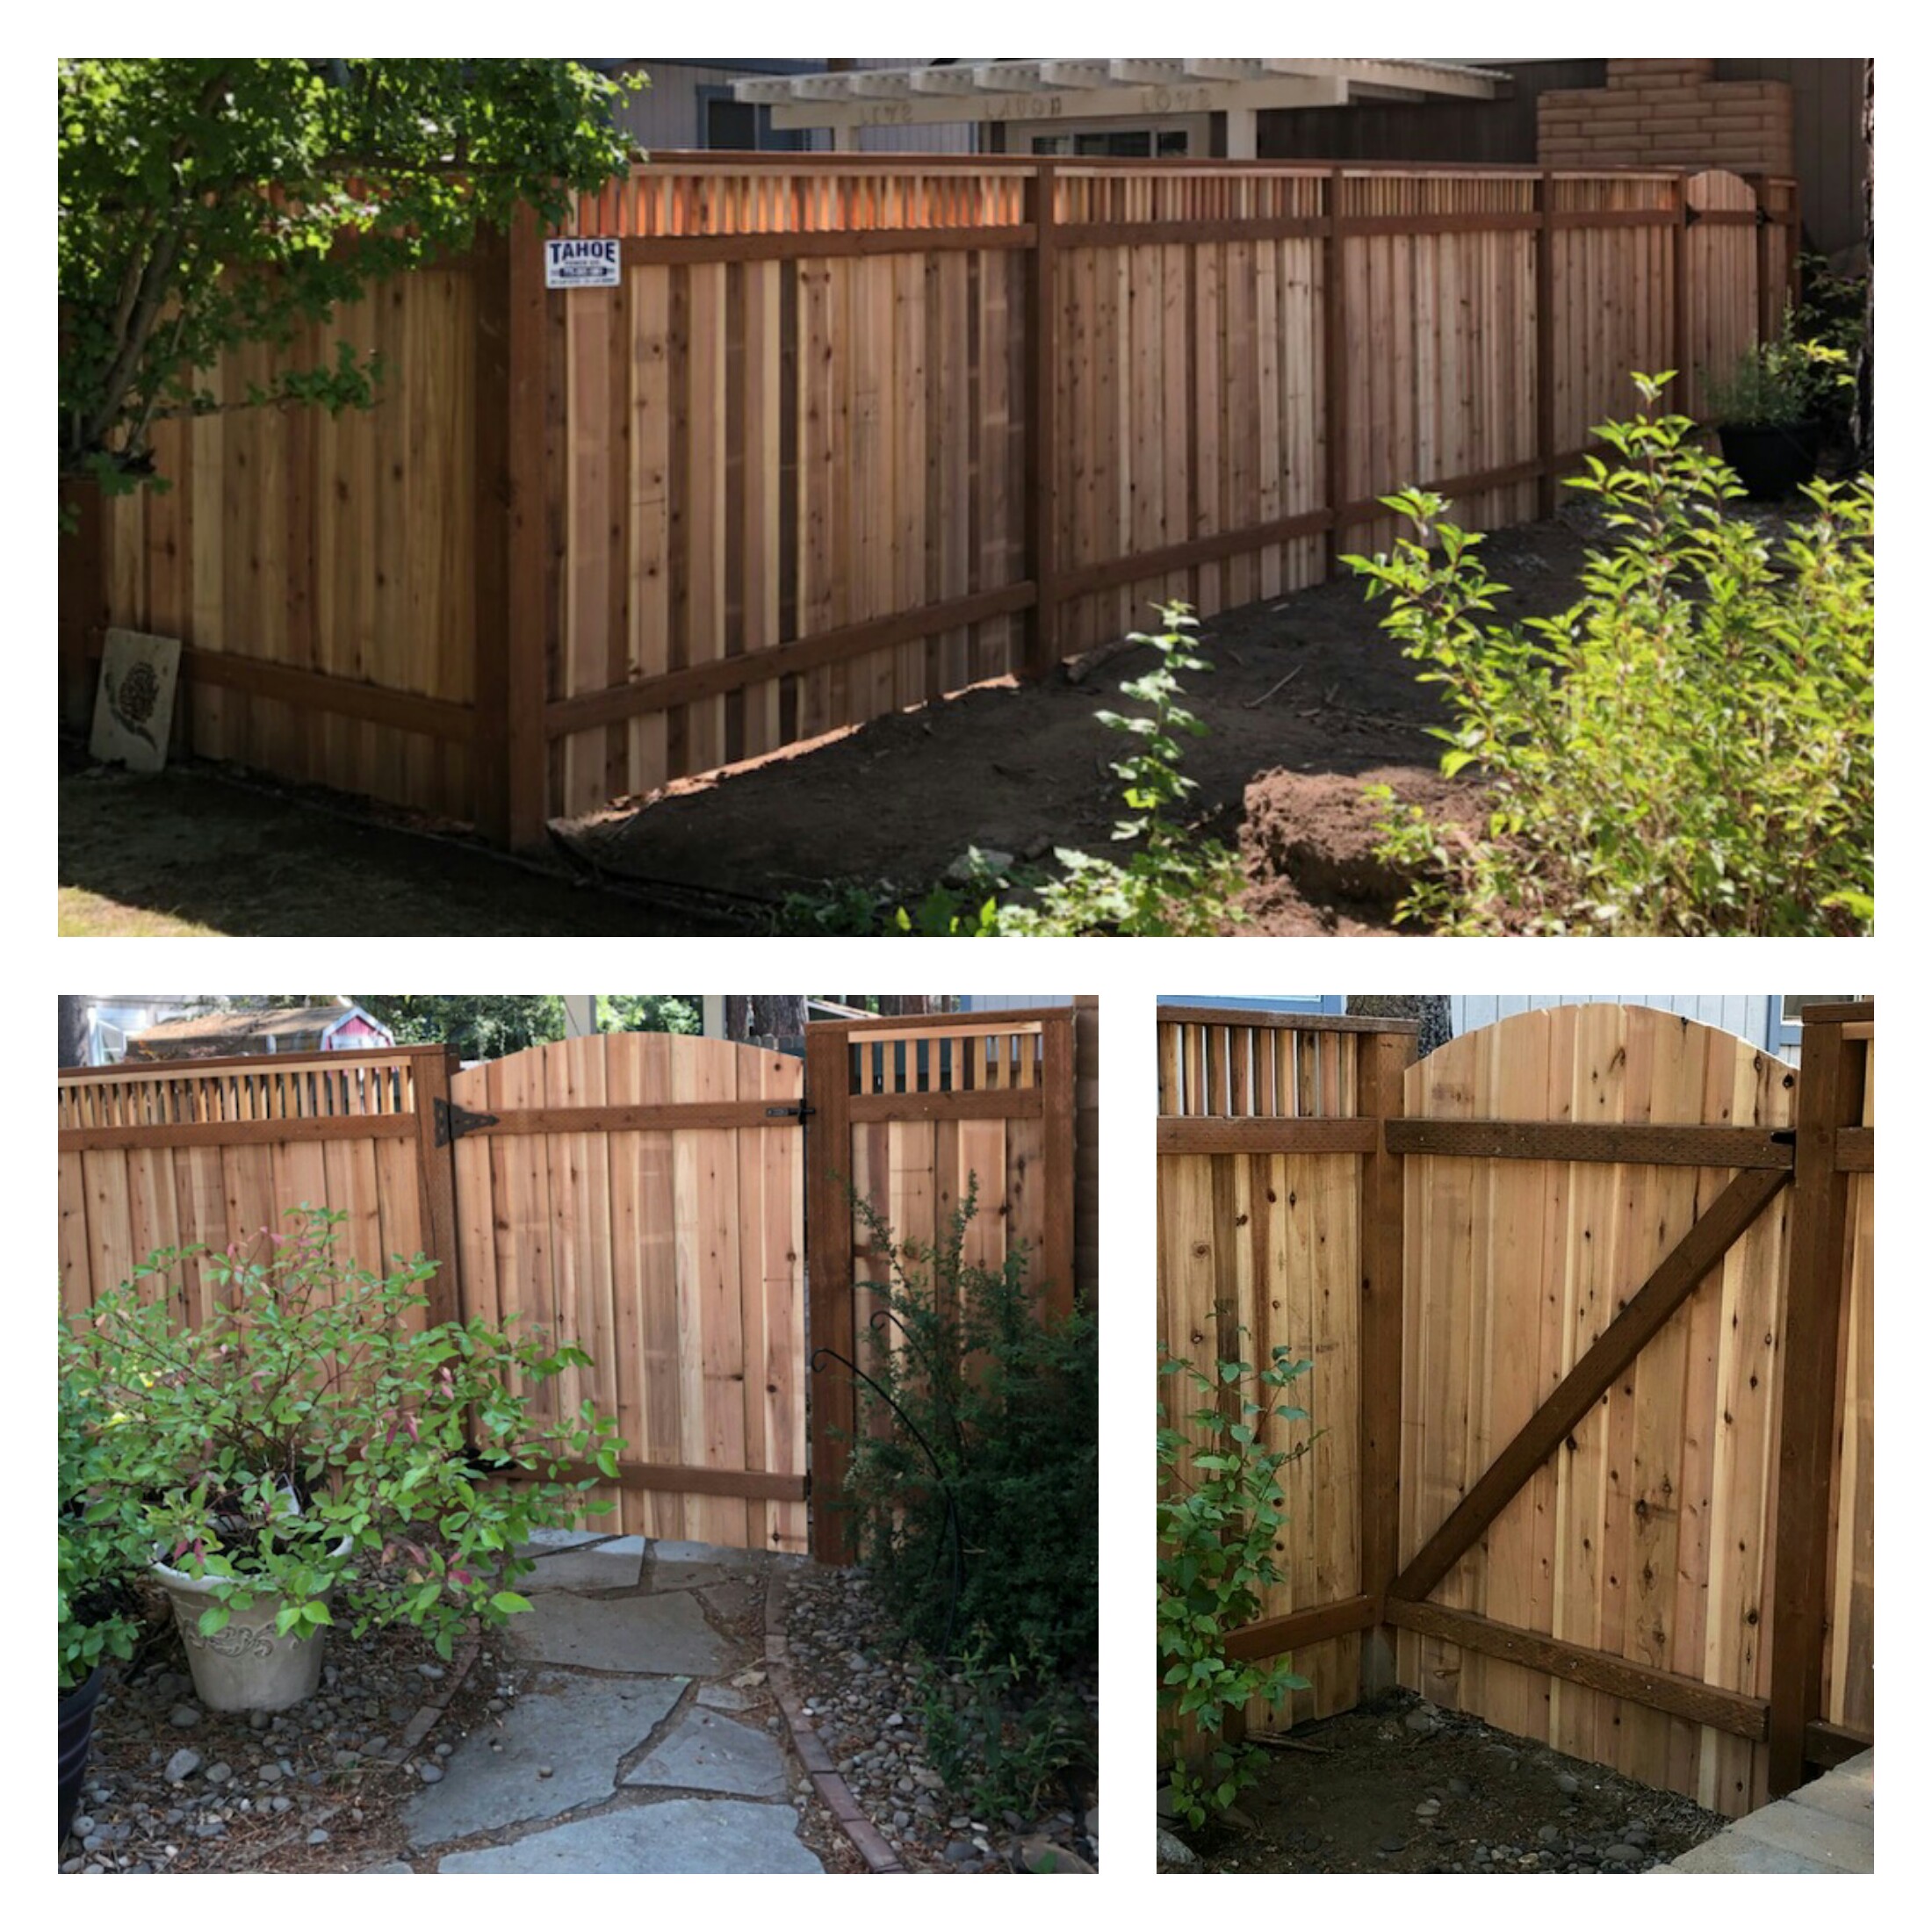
[61,157,1797,848]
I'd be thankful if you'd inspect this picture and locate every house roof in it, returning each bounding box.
[126,1004,374,1057]
[736,58,1507,129]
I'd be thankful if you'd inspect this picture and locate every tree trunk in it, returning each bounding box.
[1344,994,1452,1057]
[724,995,807,1042]
[58,995,91,1068]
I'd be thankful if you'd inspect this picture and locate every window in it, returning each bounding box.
[1031,128,1191,158]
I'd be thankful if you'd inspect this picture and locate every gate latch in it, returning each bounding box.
[435,1098,500,1146]
[766,1102,818,1121]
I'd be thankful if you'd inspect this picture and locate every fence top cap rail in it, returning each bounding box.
[809,1004,1075,1036]
[59,1042,448,1082]
[1800,1001,1875,1026]
[1157,1006,1419,1036]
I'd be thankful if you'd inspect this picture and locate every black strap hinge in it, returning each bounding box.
[766,1102,818,1121]
[435,1098,500,1146]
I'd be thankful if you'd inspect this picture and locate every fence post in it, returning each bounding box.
[1535,171,1557,520]
[58,475,105,731]
[804,1020,857,1563]
[1323,166,1348,573]
[1766,1005,1868,1793]
[1356,1027,1410,1698]
[409,1045,465,1330]
[1023,161,1061,678]
[473,205,553,852]
[1671,172,1692,418]
[1041,1011,1076,1323]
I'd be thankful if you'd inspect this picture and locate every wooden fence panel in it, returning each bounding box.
[448,1034,808,1554]
[1156,1011,1419,1734]
[93,265,478,819]
[804,1006,1081,1565]
[67,157,1791,847]
[57,1046,455,1328]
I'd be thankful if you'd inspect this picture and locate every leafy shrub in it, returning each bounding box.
[1345,374,1873,935]
[916,1635,1095,1816]
[61,1208,624,1661]
[839,1181,1097,1676]
[1157,1340,1315,1831]
[59,1322,152,1689]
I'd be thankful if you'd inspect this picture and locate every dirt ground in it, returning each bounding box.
[1164,1690,1729,1876]
[561,516,1604,933]
[58,515,1603,938]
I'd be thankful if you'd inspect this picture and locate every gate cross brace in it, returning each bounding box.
[1388,1163,1792,1607]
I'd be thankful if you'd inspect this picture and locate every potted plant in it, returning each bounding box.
[61,1208,625,1713]
[58,1354,148,1842]
[1702,308,1848,500]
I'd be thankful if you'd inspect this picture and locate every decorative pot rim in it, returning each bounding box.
[150,1532,355,1603]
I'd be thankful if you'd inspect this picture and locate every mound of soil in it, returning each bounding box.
[1162,1690,1728,1876]
[1235,765,1487,935]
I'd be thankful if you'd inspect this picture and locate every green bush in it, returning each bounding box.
[1157,1340,1315,1831]
[61,1208,624,1662]
[840,1181,1097,1676]
[1345,374,1873,935]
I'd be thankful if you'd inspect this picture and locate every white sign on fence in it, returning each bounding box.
[544,237,621,289]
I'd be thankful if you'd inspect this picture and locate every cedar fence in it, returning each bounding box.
[58,1006,1090,1562]
[1156,1001,1872,1818]
[60,155,1798,849]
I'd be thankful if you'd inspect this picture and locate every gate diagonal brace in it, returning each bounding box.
[434,1098,501,1147]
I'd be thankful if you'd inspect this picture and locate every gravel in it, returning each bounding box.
[59,1618,485,1874]
[785,1565,1097,1874]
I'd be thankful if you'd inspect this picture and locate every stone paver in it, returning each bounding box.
[507,1586,724,1676]
[523,1537,647,1591]
[434,1799,823,1874]
[406,1673,685,1846]
[624,1709,789,1799]
[1657,1751,1873,1874]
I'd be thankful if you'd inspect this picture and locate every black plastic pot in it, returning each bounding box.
[58,1665,104,1845]
[1717,420,1823,501]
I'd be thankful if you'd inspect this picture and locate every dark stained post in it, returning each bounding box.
[1323,165,1349,574]
[1023,160,1061,678]
[1671,172,1692,417]
[804,1020,857,1563]
[1767,1003,1871,1794]
[59,476,105,730]
[1535,171,1557,518]
[1040,1010,1076,1323]
[474,205,554,852]
[410,1043,464,1330]
[1356,1026,1411,1695]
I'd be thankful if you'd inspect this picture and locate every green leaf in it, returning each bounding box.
[489,1590,533,1615]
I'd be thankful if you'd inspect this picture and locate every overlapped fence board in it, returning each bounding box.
[1396,1008,1801,1816]
[450,1034,807,1554]
[66,157,1789,847]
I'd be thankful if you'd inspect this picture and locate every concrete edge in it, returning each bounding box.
[764,1568,906,1875]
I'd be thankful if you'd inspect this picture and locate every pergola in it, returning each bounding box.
[734,58,1506,155]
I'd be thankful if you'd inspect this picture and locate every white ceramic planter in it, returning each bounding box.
[150,1537,352,1712]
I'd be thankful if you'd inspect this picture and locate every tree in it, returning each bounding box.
[59,995,91,1068]
[355,995,698,1061]
[58,60,635,498]
[1344,995,1451,1058]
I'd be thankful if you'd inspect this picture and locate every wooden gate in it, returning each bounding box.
[446,1034,808,1554]
[1156,1002,1875,1817]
